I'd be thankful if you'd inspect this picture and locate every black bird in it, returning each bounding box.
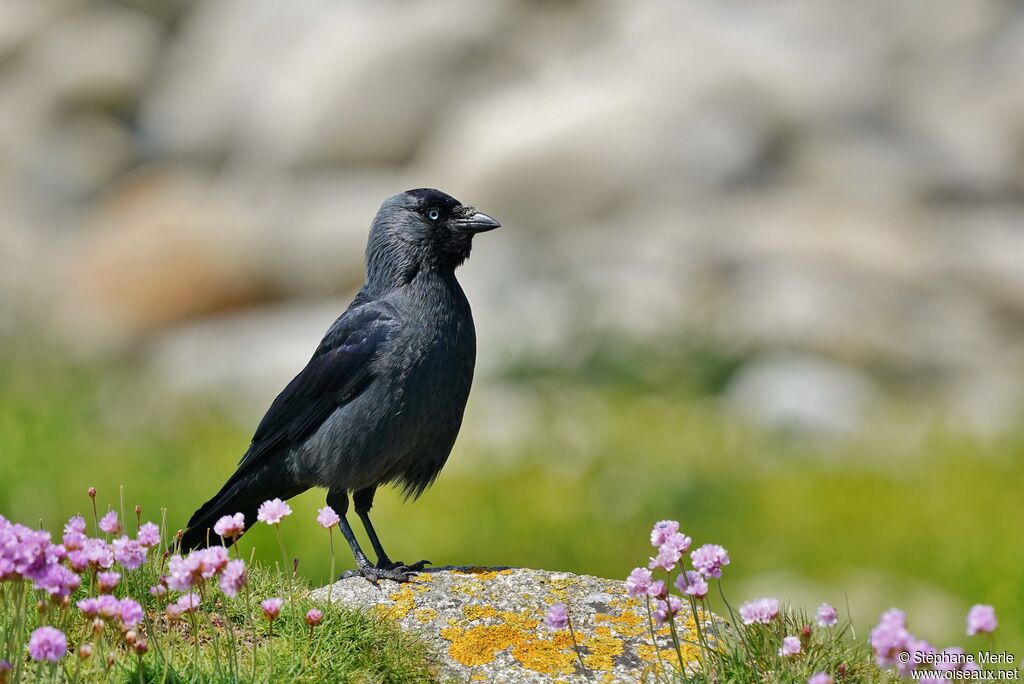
[180,188,500,582]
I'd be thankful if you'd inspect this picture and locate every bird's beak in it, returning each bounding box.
[452,210,501,234]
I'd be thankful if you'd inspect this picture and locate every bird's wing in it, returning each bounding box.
[236,301,400,474]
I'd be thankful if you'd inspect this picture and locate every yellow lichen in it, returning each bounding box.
[440,624,528,667]
[545,577,574,603]
[498,609,540,631]
[582,625,624,671]
[372,584,418,621]
[452,581,484,597]
[452,567,502,581]
[510,632,576,675]
[463,604,498,621]
[595,610,646,637]
[413,607,437,623]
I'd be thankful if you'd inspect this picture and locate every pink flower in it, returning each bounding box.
[870,609,911,669]
[544,602,568,629]
[96,595,121,619]
[82,538,113,569]
[27,626,67,662]
[67,550,88,573]
[219,559,247,598]
[112,536,145,570]
[653,596,683,625]
[317,506,340,529]
[261,598,284,621]
[166,604,183,621]
[213,513,245,540]
[690,544,730,579]
[738,597,780,625]
[167,554,202,591]
[966,604,997,636]
[98,511,121,536]
[816,602,838,627]
[96,571,120,593]
[77,598,100,618]
[648,547,680,572]
[176,593,201,614]
[62,516,87,551]
[136,522,161,548]
[196,546,229,578]
[779,635,801,656]
[808,674,834,684]
[675,570,708,598]
[305,609,324,627]
[647,580,667,599]
[625,567,652,597]
[661,532,692,554]
[119,599,144,628]
[257,499,292,525]
[34,565,80,598]
[650,520,679,547]
[149,583,167,597]
[63,514,86,534]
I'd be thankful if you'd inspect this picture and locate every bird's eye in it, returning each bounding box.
[427,208,441,221]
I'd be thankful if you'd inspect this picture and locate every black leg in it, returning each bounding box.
[353,487,390,567]
[327,489,372,568]
[329,488,418,584]
[353,487,431,573]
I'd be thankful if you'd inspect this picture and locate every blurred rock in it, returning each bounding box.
[143,298,349,422]
[724,354,877,436]
[142,0,505,167]
[3,0,1024,434]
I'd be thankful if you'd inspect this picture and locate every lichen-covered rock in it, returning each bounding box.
[311,566,720,683]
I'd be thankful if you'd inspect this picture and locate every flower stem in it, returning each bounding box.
[566,617,592,682]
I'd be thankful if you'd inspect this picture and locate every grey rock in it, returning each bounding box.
[312,566,719,683]
[724,354,876,436]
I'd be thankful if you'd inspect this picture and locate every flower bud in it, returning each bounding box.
[88,487,97,498]
[124,630,137,645]
[78,644,93,660]
[134,639,148,656]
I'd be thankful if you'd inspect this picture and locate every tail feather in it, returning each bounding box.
[180,461,306,551]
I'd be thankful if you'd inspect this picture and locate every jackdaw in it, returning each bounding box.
[179,188,500,582]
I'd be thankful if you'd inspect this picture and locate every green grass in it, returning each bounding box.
[1,352,1021,660]
[1,557,434,683]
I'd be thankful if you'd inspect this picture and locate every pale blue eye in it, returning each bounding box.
[427,208,440,221]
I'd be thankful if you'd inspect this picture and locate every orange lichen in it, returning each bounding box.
[510,632,576,675]
[582,625,624,671]
[440,624,527,667]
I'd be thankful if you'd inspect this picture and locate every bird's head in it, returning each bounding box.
[365,188,500,287]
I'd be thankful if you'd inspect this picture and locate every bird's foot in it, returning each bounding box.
[376,558,432,573]
[339,562,423,585]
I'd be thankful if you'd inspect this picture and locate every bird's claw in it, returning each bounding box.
[376,559,431,573]
[340,563,420,585]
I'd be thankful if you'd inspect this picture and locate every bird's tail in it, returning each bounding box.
[179,460,306,552]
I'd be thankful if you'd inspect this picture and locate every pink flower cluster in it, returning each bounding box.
[870,607,991,678]
[624,520,729,626]
[162,544,247,607]
[77,595,144,628]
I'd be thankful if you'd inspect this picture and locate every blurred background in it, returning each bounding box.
[2,0,1022,652]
